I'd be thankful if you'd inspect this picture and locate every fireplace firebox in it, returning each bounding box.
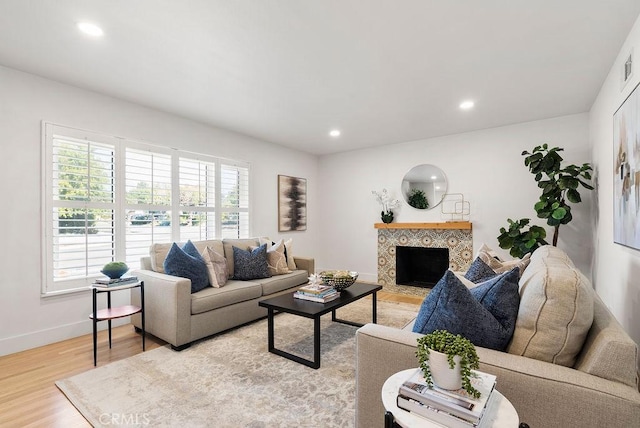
[396,246,449,288]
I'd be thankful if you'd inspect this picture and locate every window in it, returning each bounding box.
[42,123,250,296]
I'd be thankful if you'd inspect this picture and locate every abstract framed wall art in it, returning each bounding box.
[613,80,640,249]
[278,175,307,231]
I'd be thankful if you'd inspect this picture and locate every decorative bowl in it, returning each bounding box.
[319,270,359,291]
[101,262,129,279]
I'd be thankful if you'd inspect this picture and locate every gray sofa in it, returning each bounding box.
[355,246,640,428]
[131,238,314,350]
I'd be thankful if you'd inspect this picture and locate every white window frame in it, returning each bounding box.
[41,122,251,296]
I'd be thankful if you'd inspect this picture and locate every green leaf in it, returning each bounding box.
[567,189,581,203]
[534,201,547,211]
[552,207,567,220]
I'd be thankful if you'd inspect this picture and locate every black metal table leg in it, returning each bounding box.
[92,288,98,366]
[140,281,145,351]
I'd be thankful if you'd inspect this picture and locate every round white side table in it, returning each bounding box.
[382,368,520,427]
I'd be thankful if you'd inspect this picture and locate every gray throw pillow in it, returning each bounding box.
[163,241,210,293]
[412,268,520,351]
[232,244,270,280]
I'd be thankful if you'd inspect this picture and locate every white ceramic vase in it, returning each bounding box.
[428,349,462,390]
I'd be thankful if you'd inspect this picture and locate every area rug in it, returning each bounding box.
[56,298,419,428]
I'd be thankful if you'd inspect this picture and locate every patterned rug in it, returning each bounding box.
[56,297,419,428]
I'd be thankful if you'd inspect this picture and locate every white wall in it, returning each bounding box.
[590,14,640,349]
[317,114,591,282]
[0,66,319,356]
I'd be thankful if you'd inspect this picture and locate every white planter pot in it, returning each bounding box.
[428,349,462,390]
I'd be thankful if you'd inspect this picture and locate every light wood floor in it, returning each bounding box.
[0,291,420,427]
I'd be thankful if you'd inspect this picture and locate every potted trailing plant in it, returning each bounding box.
[416,330,481,398]
[497,218,548,258]
[407,188,429,209]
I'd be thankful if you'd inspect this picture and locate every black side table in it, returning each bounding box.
[90,281,145,366]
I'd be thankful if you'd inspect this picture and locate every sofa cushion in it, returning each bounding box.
[150,239,224,273]
[163,242,210,293]
[508,245,594,367]
[464,257,499,283]
[284,238,297,270]
[232,244,270,280]
[478,243,531,276]
[412,269,520,351]
[203,246,228,288]
[252,239,290,276]
[191,280,262,314]
[223,238,260,278]
[259,270,309,295]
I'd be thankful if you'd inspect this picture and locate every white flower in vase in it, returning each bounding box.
[372,189,400,223]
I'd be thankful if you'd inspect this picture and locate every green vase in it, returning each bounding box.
[381,210,394,223]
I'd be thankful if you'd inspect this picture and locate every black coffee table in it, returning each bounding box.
[258,282,382,369]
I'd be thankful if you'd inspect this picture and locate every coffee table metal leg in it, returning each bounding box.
[265,312,321,369]
[372,291,377,323]
[331,294,379,326]
[313,316,321,368]
[267,308,275,352]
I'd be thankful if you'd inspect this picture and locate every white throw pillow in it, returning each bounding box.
[478,243,531,276]
[507,245,594,367]
[284,238,297,270]
[203,246,229,287]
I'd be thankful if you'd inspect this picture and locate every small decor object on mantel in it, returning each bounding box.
[416,329,481,398]
[372,188,400,223]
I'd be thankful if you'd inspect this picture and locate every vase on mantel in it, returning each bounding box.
[381,210,394,224]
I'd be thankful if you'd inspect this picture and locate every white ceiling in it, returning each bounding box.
[1,1,639,156]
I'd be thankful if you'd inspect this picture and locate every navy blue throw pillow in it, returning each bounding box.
[232,244,270,280]
[470,267,520,340]
[164,242,209,293]
[464,257,498,283]
[412,269,520,351]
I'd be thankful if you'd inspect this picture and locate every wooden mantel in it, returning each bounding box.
[374,221,472,230]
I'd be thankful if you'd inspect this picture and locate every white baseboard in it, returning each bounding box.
[0,317,131,357]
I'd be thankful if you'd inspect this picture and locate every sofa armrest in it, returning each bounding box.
[293,256,314,275]
[355,324,424,428]
[130,269,192,348]
[355,324,640,428]
[476,346,640,427]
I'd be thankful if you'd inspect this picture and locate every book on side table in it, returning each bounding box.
[93,276,139,288]
[397,368,497,427]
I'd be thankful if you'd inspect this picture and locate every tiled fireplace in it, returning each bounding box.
[375,222,473,287]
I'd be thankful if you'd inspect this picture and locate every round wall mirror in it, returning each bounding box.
[401,164,448,210]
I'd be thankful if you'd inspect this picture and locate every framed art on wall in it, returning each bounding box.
[278,175,307,231]
[613,80,640,249]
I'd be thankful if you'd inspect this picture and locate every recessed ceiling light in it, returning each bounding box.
[77,22,104,37]
[329,129,341,138]
[459,100,475,110]
[431,175,437,180]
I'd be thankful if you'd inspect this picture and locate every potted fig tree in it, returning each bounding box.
[416,330,481,398]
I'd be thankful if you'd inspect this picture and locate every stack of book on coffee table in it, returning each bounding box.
[397,368,497,428]
[294,284,339,303]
